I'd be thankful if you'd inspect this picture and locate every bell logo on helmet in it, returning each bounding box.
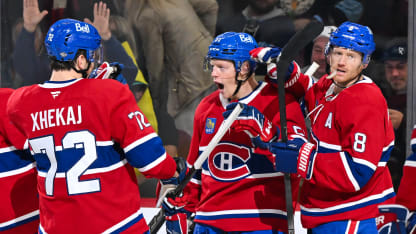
[239,34,254,43]
[75,23,90,33]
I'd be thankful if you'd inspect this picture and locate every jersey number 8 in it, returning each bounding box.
[353,132,367,153]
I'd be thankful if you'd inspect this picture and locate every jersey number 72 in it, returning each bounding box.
[29,130,100,196]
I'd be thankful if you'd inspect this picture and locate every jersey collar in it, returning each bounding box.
[39,78,83,89]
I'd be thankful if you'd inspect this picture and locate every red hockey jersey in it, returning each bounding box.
[0,88,39,233]
[7,79,176,234]
[287,65,395,228]
[184,81,307,232]
[396,124,416,211]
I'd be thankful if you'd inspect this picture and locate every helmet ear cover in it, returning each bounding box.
[325,21,375,64]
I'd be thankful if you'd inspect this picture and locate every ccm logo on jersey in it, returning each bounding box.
[208,143,251,181]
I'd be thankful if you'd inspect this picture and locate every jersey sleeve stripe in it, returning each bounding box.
[404,160,416,167]
[351,157,376,171]
[124,132,158,153]
[125,136,166,169]
[0,146,17,153]
[289,134,308,143]
[383,140,395,152]
[300,187,395,216]
[195,208,287,221]
[0,210,39,231]
[102,209,144,234]
[340,152,360,191]
[0,162,36,178]
[0,149,35,174]
[318,140,342,151]
[136,153,167,172]
[345,152,377,189]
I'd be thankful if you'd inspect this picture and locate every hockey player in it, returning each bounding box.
[0,88,39,233]
[250,21,396,233]
[6,19,182,234]
[162,32,308,233]
[377,125,416,234]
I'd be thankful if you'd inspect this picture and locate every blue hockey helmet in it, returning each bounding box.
[205,32,258,73]
[44,19,102,62]
[326,21,375,64]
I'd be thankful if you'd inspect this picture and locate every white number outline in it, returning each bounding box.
[353,132,367,153]
[29,130,101,196]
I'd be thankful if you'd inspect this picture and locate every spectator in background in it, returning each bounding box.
[216,0,295,47]
[383,37,408,191]
[216,0,296,73]
[108,14,180,197]
[108,15,172,156]
[124,0,218,158]
[10,18,44,87]
[12,0,137,87]
[302,25,337,81]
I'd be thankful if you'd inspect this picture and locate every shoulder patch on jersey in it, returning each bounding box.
[205,118,216,134]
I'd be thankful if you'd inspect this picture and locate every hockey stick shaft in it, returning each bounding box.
[148,103,244,234]
[304,62,319,77]
[276,20,323,234]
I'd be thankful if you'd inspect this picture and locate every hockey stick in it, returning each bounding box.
[148,103,244,234]
[275,20,323,234]
[304,61,319,77]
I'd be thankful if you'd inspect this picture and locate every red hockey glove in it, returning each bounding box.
[89,62,127,84]
[162,196,193,234]
[223,103,279,145]
[295,142,316,179]
[264,62,299,88]
[156,157,188,207]
[156,157,194,234]
[250,47,282,64]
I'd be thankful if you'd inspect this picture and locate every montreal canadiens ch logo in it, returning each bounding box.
[208,142,251,181]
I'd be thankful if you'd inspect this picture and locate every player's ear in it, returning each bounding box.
[238,61,251,80]
[361,60,368,69]
[75,54,88,70]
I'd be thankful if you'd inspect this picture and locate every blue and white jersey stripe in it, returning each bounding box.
[301,188,395,217]
[195,208,287,221]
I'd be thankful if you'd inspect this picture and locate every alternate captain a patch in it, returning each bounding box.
[205,118,216,134]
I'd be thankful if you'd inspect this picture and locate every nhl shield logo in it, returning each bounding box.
[205,118,216,134]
